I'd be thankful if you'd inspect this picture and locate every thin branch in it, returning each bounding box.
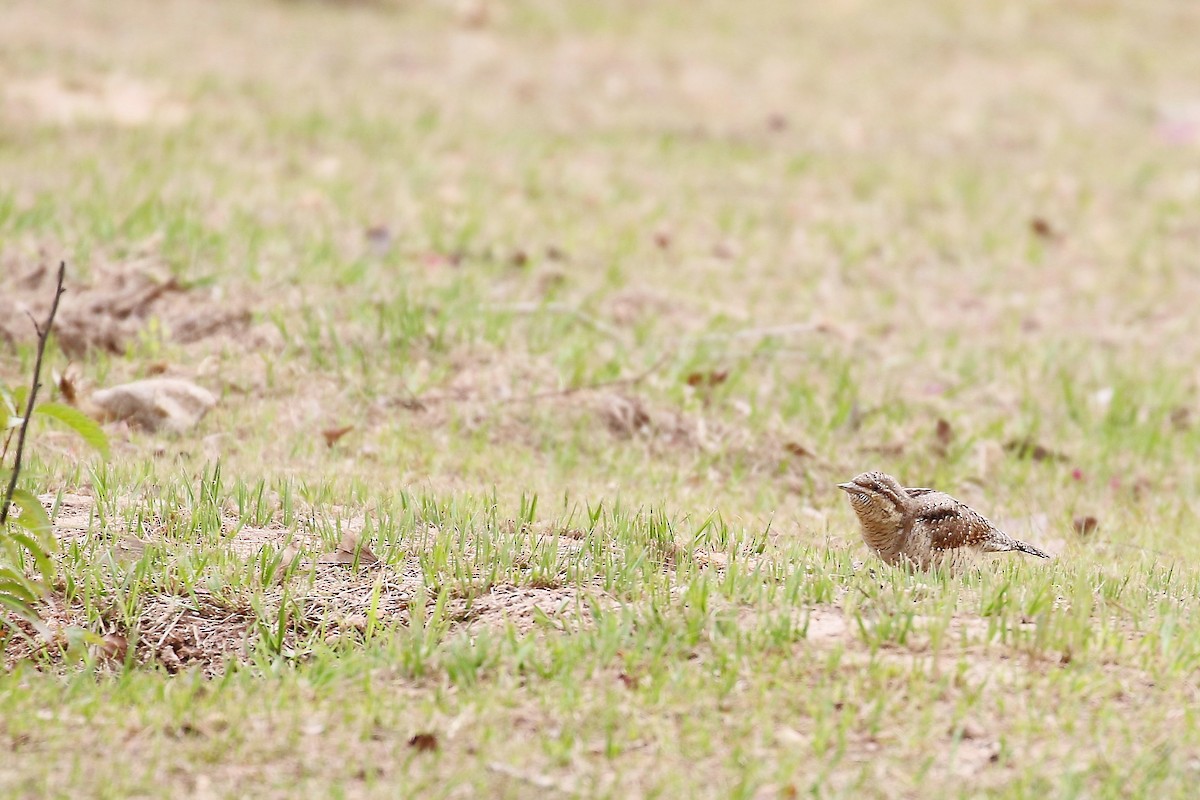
[1,262,66,527]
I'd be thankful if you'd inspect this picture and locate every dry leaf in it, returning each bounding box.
[115,535,150,562]
[1004,438,1067,463]
[321,425,354,448]
[1030,217,1057,240]
[617,672,639,690]
[317,530,379,567]
[685,370,728,388]
[1073,516,1099,535]
[408,732,440,752]
[365,225,392,256]
[783,441,813,459]
[935,418,953,448]
[275,544,302,583]
[158,646,183,673]
[933,418,954,458]
[95,633,128,664]
[56,368,79,405]
[279,543,301,568]
[339,530,378,562]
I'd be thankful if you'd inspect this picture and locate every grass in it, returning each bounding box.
[4,0,1200,796]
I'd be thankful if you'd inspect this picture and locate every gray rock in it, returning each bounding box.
[90,378,216,433]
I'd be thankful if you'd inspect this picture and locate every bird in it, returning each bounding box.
[837,471,1050,570]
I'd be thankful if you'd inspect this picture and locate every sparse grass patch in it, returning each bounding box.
[5,0,1200,796]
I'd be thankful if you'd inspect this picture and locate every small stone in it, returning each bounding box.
[90,378,216,433]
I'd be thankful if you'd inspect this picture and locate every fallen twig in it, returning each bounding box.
[2,262,66,527]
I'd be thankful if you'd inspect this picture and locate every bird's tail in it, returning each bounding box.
[1013,540,1050,559]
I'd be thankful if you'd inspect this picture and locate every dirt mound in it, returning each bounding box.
[0,262,250,357]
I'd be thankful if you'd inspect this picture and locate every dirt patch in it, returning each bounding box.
[0,262,251,357]
[39,492,98,543]
[592,391,708,448]
[381,346,717,454]
[2,498,609,673]
[136,592,255,674]
[449,584,599,634]
[398,348,770,454]
[603,287,699,330]
[803,606,850,640]
[4,74,188,128]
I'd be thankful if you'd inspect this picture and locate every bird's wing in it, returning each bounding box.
[908,492,1000,552]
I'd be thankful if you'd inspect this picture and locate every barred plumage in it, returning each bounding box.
[838,471,1050,569]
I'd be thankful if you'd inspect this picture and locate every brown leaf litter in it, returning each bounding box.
[0,262,250,357]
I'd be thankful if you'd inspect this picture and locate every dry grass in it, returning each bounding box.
[4,0,1200,796]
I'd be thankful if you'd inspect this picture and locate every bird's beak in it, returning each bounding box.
[836,483,855,492]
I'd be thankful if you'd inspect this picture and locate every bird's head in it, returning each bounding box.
[837,471,909,529]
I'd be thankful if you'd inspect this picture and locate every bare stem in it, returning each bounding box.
[1,262,66,527]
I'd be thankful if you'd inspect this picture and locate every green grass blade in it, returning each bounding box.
[34,402,110,458]
[7,488,53,539]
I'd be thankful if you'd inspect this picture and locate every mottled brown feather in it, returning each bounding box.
[839,472,1050,569]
